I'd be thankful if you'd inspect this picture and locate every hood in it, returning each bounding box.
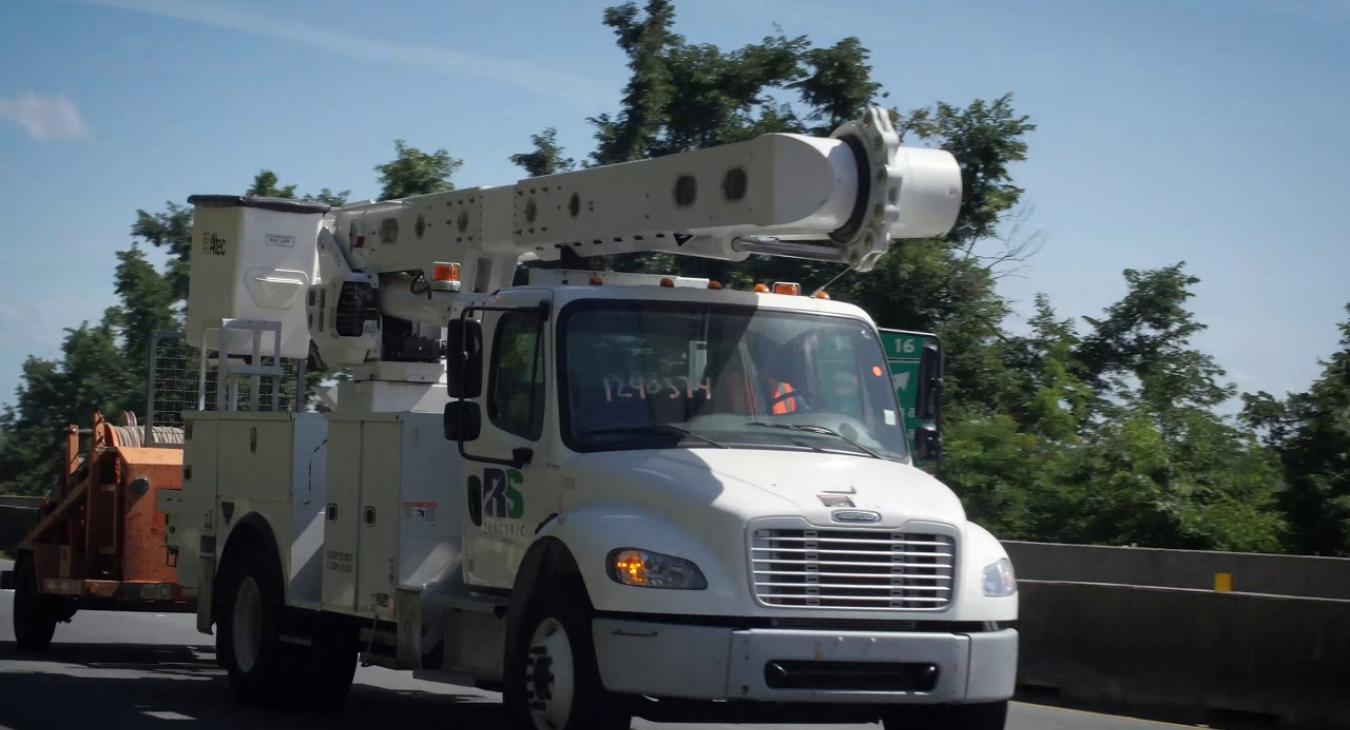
[565,448,966,530]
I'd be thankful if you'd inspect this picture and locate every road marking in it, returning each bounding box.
[1014,701,1202,728]
[141,711,195,720]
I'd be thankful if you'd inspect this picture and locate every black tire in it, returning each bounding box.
[504,582,630,730]
[883,700,1008,730]
[216,542,292,705]
[12,553,58,651]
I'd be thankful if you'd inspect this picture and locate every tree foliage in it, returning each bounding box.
[511,128,575,178]
[1243,305,1350,555]
[375,140,462,200]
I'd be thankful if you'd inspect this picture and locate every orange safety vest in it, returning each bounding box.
[771,381,798,415]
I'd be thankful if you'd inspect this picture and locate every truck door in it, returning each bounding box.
[459,291,560,589]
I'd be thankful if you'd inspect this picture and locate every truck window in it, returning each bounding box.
[558,300,907,460]
[488,310,545,440]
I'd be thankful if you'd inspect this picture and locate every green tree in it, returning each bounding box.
[1057,264,1284,551]
[590,0,680,164]
[246,170,297,198]
[305,188,350,207]
[0,323,132,495]
[792,37,882,134]
[511,128,575,177]
[1243,305,1350,555]
[108,247,177,401]
[130,202,194,301]
[375,139,462,199]
[1077,263,1232,418]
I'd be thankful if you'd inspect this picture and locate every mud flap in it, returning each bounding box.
[197,553,215,634]
[395,587,422,668]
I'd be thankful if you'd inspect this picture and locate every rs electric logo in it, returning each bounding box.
[482,468,525,519]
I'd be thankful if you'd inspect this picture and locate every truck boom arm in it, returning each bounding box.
[335,107,959,282]
[187,107,961,376]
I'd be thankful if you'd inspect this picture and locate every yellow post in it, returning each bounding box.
[1214,572,1233,592]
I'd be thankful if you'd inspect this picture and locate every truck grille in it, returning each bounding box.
[750,528,956,611]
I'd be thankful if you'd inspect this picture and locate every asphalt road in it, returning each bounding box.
[0,561,1196,730]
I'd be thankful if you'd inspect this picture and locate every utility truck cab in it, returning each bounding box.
[166,107,1018,730]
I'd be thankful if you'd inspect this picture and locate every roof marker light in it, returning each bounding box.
[753,283,770,293]
[813,290,830,300]
[772,282,802,296]
[659,277,675,288]
[707,280,723,290]
[588,274,604,286]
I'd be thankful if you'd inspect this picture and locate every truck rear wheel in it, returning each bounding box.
[883,700,1008,730]
[216,542,291,705]
[504,583,630,730]
[12,553,58,651]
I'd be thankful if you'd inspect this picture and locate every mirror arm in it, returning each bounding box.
[457,429,529,468]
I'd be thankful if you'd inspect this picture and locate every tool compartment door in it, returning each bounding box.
[321,418,362,612]
[356,418,402,617]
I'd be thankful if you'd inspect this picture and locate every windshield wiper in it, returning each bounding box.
[746,422,881,459]
[580,424,728,449]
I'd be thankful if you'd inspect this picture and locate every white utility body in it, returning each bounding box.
[167,108,1019,730]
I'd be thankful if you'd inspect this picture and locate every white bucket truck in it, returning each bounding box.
[166,108,1019,730]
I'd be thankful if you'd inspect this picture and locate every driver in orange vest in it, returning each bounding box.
[770,380,800,415]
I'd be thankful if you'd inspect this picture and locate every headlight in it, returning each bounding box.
[982,557,1017,597]
[606,548,707,590]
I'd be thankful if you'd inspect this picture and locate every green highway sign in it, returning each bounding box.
[878,329,939,449]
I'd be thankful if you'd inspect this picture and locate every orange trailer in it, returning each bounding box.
[2,412,194,649]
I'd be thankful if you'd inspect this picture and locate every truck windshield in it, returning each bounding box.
[558,300,908,460]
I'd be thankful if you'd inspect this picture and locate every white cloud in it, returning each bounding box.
[77,0,608,104]
[0,93,89,141]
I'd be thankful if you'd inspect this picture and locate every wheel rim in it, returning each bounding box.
[232,575,263,673]
[525,617,575,730]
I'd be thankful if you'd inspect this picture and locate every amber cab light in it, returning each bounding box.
[432,262,461,282]
[813,290,830,300]
[772,281,802,296]
[753,283,770,293]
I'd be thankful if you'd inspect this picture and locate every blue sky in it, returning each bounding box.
[1,0,1347,411]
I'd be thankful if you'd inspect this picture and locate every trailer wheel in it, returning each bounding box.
[12,553,58,651]
[216,542,289,705]
[883,700,1008,730]
[504,583,629,730]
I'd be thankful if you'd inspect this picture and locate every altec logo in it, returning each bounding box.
[832,509,881,524]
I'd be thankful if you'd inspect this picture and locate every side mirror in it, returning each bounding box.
[446,320,483,399]
[914,424,942,462]
[916,343,943,421]
[443,401,482,442]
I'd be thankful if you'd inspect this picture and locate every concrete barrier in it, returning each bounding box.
[1017,580,1350,728]
[1005,539,1350,599]
[0,495,43,509]
[0,496,41,552]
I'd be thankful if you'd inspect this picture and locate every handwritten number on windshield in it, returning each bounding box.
[603,375,712,402]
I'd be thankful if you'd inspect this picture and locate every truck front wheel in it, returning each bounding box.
[504,583,629,730]
[883,700,1008,730]
[12,553,58,651]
